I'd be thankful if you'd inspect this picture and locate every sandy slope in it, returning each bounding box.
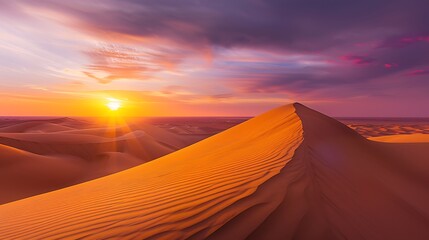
[1,104,429,239]
[0,120,198,204]
[369,133,429,143]
[0,117,88,132]
[0,104,303,239]
[0,144,84,204]
[343,121,429,138]
[0,121,74,133]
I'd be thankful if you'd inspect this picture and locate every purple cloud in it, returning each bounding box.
[341,55,376,65]
[384,63,398,69]
[408,69,429,76]
[380,35,429,48]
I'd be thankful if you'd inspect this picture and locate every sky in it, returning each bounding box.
[0,0,428,117]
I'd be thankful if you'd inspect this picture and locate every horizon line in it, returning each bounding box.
[1,115,429,119]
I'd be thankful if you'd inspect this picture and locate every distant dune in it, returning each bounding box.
[340,118,429,138]
[1,103,428,239]
[0,119,202,204]
[369,133,429,143]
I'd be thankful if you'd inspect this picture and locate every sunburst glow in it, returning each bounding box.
[106,98,122,111]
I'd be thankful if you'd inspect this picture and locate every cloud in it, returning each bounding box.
[15,0,427,52]
[379,35,429,49]
[341,55,376,65]
[407,69,429,76]
[81,43,185,83]
[384,63,398,69]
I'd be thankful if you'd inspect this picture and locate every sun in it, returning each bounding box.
[106,98,122,111]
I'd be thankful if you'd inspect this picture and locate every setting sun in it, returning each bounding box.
[106,98,122,111]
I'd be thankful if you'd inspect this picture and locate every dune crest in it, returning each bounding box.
[1,104,429,239]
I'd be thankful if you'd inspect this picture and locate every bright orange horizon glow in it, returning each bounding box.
[0,89,289,117]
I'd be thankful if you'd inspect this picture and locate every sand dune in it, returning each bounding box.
[0,117,89,133]
[1,103,429,239]
[0,129,190,162]
[369,133,429,143]
[0,144,85,204]
[0,119,200,204]
[343,121,429,138]
[0,121,74,133]
[0,104,303,239]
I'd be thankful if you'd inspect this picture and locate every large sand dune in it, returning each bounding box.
[1,104,429,239]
